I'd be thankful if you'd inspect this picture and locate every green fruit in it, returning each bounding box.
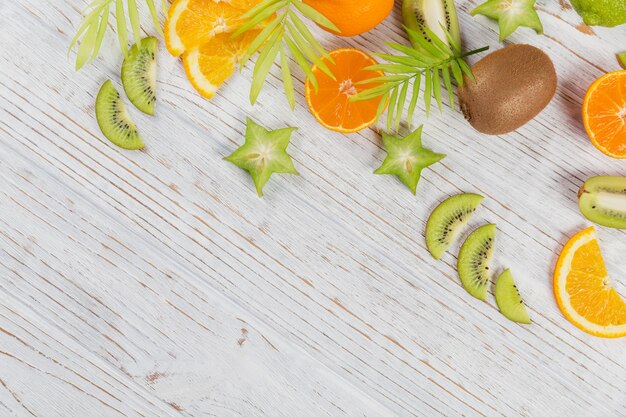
[495,269,531,324]
[374,126,445,195]
[95,80,144,150]
[224,118,298,197]
[426,193,484,259]
[457,224,496,300]
[471,0,543,42]
[402,0,461,51]
[122,37,158,115]
[570,0,626,27]
[578,176,626,230]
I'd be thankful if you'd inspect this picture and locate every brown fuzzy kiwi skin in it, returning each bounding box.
[458,44,557,135]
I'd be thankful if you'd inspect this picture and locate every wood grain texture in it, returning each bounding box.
[1,0,626,415]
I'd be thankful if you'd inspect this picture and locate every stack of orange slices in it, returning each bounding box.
[165,0,263,98]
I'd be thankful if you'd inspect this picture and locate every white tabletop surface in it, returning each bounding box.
[1,0,626,416]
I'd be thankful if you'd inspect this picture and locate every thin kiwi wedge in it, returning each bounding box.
[95,80,144,150]
[495,269,531,324]
[426,193,484,259]
[122,37,158,115]
[578,176,626,230]
[402,0,461,50]
[457,224,496,300]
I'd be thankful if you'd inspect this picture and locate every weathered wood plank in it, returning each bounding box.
[1,0,625,415]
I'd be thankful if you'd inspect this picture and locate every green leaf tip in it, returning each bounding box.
[224,118,299,197]
[70,0,167,70]
[374,126,445,195]
[618,52,626,69]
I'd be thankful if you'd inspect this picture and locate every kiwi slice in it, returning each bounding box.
[122,37,158,115]
[578,176,626,230]
[457,223,495,300]
[95,80,144,150]
[495,269,531,324]
[402,0,461,51]
[426,193,484,259]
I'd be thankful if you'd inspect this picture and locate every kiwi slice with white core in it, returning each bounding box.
[578,176,626,230]
[426,193,484,259]
[402,0,461,51]
[122,37,158,115]
[95,80,144,150]
[457,223,495,300]
[495,269,531,324]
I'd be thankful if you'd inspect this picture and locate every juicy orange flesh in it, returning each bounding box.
[584,71,626,156]
[307,49,385,131]
[566,240,626,326]
[183,30,259,95]
[191,30,256,85]
[173,0,245,50]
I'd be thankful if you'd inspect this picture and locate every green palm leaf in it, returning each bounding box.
[70,0,168,70]
[351,24,488,131]
[235,0,337,106]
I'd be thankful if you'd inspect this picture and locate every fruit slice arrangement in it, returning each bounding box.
[554,227,626,338]
[96,37,158,149]
[426,193,531,324]
[165,0,263,98]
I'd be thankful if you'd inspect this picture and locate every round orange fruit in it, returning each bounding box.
[302,0,394,37]
[582,70,626,158]
[305,48,387,133]
[554,227,626,338]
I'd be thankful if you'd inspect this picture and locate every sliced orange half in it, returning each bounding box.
[554,227,626,338]
[182,30,259,99]
[165,0,261,57]
[305,48,387,133]
[582,70,626,158]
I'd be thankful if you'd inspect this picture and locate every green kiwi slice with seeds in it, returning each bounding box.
[402,0,462,51]
[457,223,496,300]
[495,269,531,324]
[122,37,158,115]
[426,193,484,259]
[95,80,144,150]
[578,176,626,230]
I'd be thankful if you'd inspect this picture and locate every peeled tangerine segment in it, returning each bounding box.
[426,193,484,259]
[495,269,531,324]
[579,176,626,230]
[95,81,144,150]
[457,224,496,300]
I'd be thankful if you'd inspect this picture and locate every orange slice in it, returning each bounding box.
[165,0,261,57]
[554,227,626,338]
[305,48,387,133]
[582,70,626,158]
[182,30,259,99]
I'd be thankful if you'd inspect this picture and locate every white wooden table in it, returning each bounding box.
[2,0,626,415]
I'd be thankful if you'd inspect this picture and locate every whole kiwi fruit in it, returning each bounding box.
[458,44,557,135]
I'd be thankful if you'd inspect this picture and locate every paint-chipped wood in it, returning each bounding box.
[1,0,625,416]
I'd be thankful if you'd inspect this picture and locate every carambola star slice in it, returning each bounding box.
[225,118,299,197]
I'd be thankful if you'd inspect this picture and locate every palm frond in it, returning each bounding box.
[351,25,489,132]
[235,0,338,106]
[69,0,169,70]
